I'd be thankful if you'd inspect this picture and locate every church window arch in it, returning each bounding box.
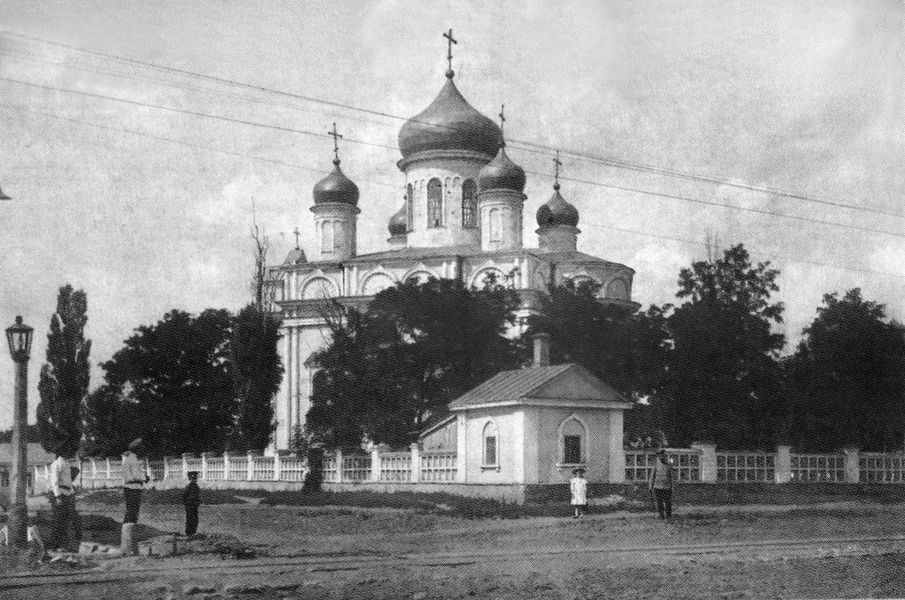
[489,207,501,242]
[559,415,587,465]
[462,179,477,229]
[427,178,443,228]
[361,271,397,296]
[482,420,499,467]
[320,221,333,255]
[406,183,414,231]
[301,277,337,300]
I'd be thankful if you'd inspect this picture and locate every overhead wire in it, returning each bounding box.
[3,29,900,220]
[0,104,900,281]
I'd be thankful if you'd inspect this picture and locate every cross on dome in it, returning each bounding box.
[293,227,301,249]
[553,150,563,190]
[499,104,506,143]
[328,122,344,165]
[443,28,458,78]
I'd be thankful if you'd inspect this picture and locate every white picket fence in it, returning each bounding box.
[30,445,905,492]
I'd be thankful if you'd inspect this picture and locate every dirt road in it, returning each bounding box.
[4,500,905,599]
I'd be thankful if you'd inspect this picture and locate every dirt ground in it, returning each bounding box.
[4,493,905,599]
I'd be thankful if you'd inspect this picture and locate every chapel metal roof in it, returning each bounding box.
[449,363,630,410]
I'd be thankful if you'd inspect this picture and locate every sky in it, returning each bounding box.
[0,0,903,429]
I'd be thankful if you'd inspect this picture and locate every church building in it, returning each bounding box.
[268,38,637,451]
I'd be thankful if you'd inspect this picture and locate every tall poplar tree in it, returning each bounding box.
[37,284,91,457]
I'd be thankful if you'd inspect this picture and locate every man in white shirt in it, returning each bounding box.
[122,438,148,524]
[48,449,76,551]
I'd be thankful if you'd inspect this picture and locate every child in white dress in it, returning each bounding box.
[570,468,587,518]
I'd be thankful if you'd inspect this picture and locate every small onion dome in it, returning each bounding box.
[283,247,307,265]
[478,146,526,193]
[388,203,407,237]
[398,75,503,159]
[313,159,359,206]
[536,183,579,228]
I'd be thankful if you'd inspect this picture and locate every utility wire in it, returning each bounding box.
[0,103,402,190]
[3,75,904,242]
[1,104,900,280]
[3,30,899,220]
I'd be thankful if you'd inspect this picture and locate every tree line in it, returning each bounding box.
[304,244,905,454]
[32,285,282,458]
[27,243,905,458]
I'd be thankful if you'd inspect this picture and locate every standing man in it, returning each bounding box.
[648,449,675,520]
[48,447,76,551]
[122,438,148,525]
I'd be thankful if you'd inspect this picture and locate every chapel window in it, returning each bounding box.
[427,178,443,228]
[406,183,414,231]
[461,179,477,228]
[561,418,585,464]
[483,421,498,466]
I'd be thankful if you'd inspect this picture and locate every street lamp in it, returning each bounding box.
[5,316,33,548]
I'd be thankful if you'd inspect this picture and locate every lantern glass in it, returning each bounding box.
[5,316,33,360]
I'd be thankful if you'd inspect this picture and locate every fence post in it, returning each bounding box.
[274,454,281,482]
[410,443,421,484]
[201,453,211,481]
[162,456,170,481]
[90,459,98,489]
[775,445,792,483]
[370,449,381,482]
[843,446,860,484]
[691,441,717,483]
[105,457,112,481]
[335,449,344,484]
[247,452,255,481]
[181,453,191,479]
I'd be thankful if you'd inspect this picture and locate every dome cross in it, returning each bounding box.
[293,227,301,249]
[328,122,343,165]
[443,28,458,77]
[553,150,563,190]
[499,104,506,140]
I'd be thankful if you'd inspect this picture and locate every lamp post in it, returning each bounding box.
[5,316,33,548]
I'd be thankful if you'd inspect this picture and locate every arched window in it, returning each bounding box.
[489,207,501,242]
[427,178,443,228]
[482,421,498,467]
[406,183,414,231]
[332,221,344,252]
[320,221,333,255]
[605,278,629,300]
[461,179,477,228]
[560,417,586,465]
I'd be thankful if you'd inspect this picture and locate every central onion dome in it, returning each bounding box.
[388,203,407,236]
[398,74,503,159]
[536,183,579,228]
[313,158,359,206]
[478,145,526,193]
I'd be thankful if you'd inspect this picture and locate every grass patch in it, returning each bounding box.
[79,488,247,506]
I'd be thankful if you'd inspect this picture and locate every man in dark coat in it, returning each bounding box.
[182,471,201,537]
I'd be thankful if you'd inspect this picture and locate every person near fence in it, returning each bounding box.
[48,448,76,551]
[570,467,587,518]
[649,449,674,519]
[122,438,149,524]
[182,471,201,537]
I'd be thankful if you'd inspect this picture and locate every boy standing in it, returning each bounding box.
[182,471,200,537]
[570,468,587,518]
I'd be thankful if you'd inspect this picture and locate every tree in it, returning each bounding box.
[229,303,283,451]
[652,244,786,449]
[36,285,91,456]
[785,289,905,452]
[93,309,235,457]
[305,278,521,450]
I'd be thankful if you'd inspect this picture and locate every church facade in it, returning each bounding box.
[267,50,637,451]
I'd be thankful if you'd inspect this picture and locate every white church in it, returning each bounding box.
[267,40,638,476]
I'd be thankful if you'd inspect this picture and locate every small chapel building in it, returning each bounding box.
[422,334,632,486]
[268,36,638,452]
